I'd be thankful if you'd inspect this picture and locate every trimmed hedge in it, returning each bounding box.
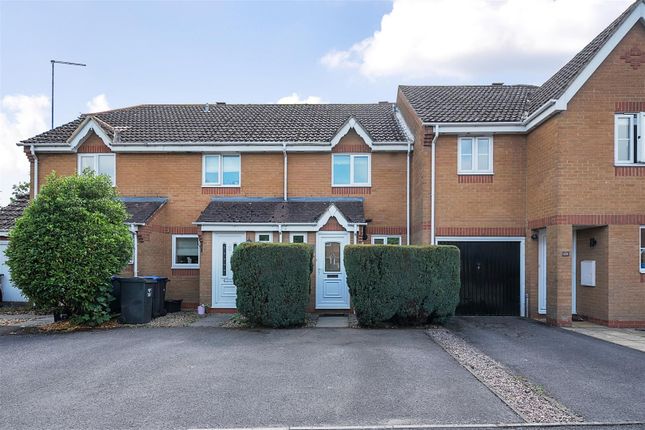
[231,242,313,327]
[345,245,460,326]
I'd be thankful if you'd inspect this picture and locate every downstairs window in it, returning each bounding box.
[372,235,401,245]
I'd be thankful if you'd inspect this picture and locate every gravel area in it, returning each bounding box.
[427,327,582,424]
[0,318,29,326]
[139,311,200,327]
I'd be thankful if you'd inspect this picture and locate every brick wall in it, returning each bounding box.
[575,227,609,321]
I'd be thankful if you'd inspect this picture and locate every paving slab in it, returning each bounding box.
[316,316,349,328]
[564,322,645,353]
[0,327,518,429]
[446,316,645,422]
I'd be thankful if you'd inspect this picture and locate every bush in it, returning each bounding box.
[231,242,313,327]
[345,245,460,327]
[5,172,132,325]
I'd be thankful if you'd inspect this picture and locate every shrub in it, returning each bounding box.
[231,242,313,328]
[5,172,132,325]
[345,245,460,327]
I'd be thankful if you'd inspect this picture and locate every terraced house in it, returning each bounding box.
[4,0,645,326]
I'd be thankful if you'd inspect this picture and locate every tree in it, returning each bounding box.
[10,181,30,203]
[5,172,132,325]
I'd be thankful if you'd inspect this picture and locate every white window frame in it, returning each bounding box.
[640,226,645,274]
[255,232,273,243]
[332,153,371,187]
[171,234,200,269]
[290,232,308,244]
[202,154,241,187]
[614,113,645,166]
[371,235,402,245]
[458,136,494,175]
[77,153,116,186]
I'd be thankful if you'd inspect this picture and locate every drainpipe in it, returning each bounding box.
[283,143,288,201]
[129,225,138,277]
[431,125,439,245]
[406,138,411,245]
[278,224,283,243]
[30,145,39,198]
[353,224,358,244]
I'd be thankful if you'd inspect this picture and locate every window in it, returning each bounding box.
[324,242,341,272]
[290,233,307,243]
[77,154,116,185]
[458,137,493,174]
[640,226,645,273]
[372,235,401,245]
[332,154,371,186]
[615,113,645,165]
[172,235,199,268]
[203,154,241,186]
[256,233,272,243]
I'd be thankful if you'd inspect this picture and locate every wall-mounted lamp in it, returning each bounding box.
[531,232,539,240]
[590,238,597,248]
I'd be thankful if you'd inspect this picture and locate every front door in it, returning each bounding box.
[538,229,547,315]
[316,232,350,309]
[212,233,245,309]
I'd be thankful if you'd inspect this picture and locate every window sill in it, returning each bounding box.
[332,184,371,188]
[201,184,241,188]
[171,265,200,270]
[457,172,494,176]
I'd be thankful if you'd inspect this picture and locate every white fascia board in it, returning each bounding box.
[330,117,374,148]
[395,110,415,142]
[431,124,527,134]
[436,236,526,242]
[67,117,113,151]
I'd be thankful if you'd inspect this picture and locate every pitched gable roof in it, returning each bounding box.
[20,103,410,146]
[0,195,29,233]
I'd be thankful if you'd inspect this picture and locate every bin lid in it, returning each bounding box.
[142,276,168,281]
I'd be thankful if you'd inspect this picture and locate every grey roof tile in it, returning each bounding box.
[0,195,29,232]
[196,198,365,224]
[21,103,409,145]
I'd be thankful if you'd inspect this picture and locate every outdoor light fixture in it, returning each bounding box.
[531,232,539,240]
[590,238,597,248]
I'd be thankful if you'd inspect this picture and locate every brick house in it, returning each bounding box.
[5,0,645,325]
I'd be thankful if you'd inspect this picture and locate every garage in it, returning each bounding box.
[438,238,524,316]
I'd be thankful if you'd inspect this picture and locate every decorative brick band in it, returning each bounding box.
[171,269,199,277]
[619,47,645,70]
[149,225,199,235]
[615,101,645,112]
[581,314,645,329]
[331,143,371,153]
[421,222,432,230]
[331,187,371,195]
[368,226,406,235]
[202,187,241,195]
[529,214,645,229]
[78,143,112,153]
[458,175,494,184]
[423,126,434,146]
[615,166,645,176]
[436,227,525,237]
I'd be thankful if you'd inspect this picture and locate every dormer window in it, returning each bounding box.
[78,154,116,185]
[332,154,371,187]
[615,113,644,165]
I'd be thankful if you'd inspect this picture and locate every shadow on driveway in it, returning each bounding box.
[447,316,645,422]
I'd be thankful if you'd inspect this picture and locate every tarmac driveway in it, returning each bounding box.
[447,317,645,422]
[0,328,518,429]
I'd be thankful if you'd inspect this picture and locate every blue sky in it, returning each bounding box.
[0,0,633,204]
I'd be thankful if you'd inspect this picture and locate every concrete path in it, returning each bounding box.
[316,315,348,328]
[564,321,645,353]
[447,316,645,422]
[189,312,232,327]
[0,328,518,429]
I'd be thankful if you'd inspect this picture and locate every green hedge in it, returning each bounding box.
[345,245,460,326]
[231,242,313,327]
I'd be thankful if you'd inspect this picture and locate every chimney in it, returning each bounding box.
[492,82,504,86]
[204,103,209,113]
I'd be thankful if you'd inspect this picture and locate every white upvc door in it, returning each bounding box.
[538,229,547,315]
[0,241,27,302]
[316,232,350,309]
[212,233,246,309]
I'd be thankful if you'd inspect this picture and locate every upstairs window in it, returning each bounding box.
[372,235,401,245]
[172,235,199,269]
[458,137,493,174]
[78,154,116,185]
[203,154,241,186]
[332,154,371,186]
[640,226,644,274]
[615,113,644,165]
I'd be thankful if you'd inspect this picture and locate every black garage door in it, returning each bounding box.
[440,241,520,316]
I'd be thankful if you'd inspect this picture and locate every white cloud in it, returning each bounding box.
[321,0,633,82]
[277,93,324,104]
[86,94,110,113]
[0,95,49,205]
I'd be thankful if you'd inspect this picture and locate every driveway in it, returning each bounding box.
[0,328,518,429]
[447,317,645,422]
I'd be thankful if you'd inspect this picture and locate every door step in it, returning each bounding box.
[316,316,349,328]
